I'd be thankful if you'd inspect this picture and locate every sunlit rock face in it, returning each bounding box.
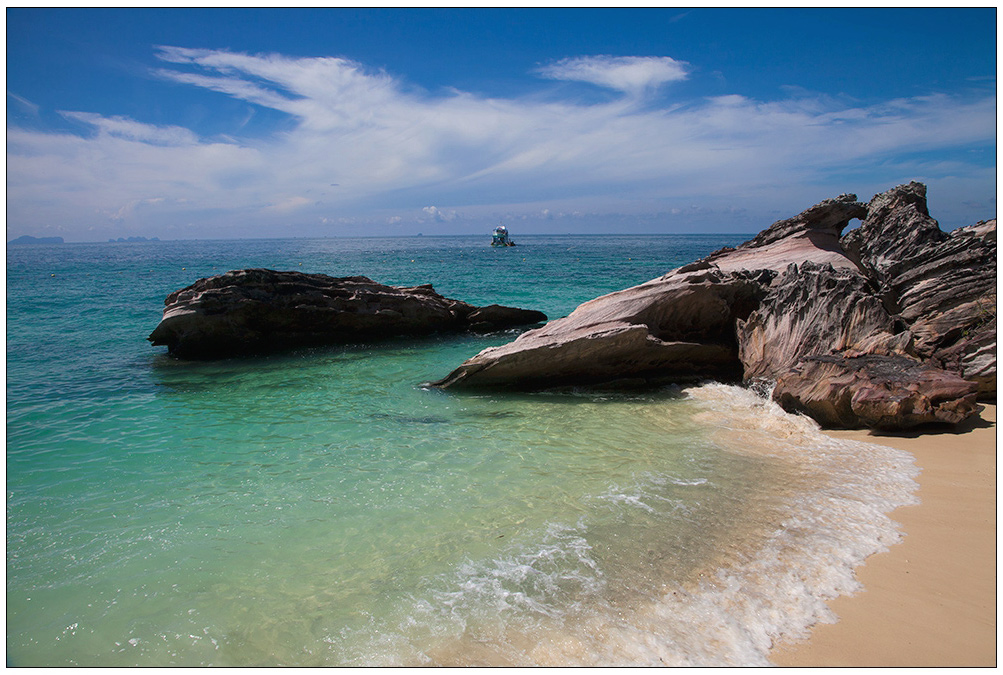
[842,183,996,397]
[435,183,995,430]
[772,354,978,431]
[431,266,772,389]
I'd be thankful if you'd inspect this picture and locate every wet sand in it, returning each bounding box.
[770,403,997,667]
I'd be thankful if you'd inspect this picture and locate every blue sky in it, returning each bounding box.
[7,8,997,242]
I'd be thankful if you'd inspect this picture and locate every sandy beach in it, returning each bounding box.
[770,403,997,667]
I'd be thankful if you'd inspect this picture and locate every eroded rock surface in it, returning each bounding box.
[434,182,995,430]
[772,355,979,430]
[431,268,771,389]
[842,181,947,276]
[433,192,869,393]
[737,261,910,381]
[149,269,546,359]
[703,193,867,274]
[841,183,997,397]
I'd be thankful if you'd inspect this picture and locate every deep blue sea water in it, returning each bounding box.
[7,235,919,666]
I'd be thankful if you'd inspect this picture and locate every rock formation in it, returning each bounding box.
[772,354,978,430]
[433,183,995,431]
[431,266,772,389]
[737,261,910,380]
[702,193,867,274]
[149,269,546,359]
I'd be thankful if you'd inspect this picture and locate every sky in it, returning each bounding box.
[6,7,997,242]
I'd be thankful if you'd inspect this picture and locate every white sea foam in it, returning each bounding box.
[341,382,920,667]
[621,383,920,665]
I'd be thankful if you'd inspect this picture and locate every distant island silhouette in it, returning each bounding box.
[9,235,64,245]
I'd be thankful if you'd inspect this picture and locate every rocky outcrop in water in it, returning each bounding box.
[431,194,868,393]
[431,266,772,389]
[434,183,995,431]
[149,269,546,359]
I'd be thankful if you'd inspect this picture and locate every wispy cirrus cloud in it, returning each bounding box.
[60,111,200,146]
[154,46,400,132]
[8,91,41,115]
[6,47,996,240]
[536,55,690,95]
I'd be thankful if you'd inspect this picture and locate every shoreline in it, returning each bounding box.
[770,403,997,667]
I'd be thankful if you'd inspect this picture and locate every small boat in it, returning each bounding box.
[491,225,516,247]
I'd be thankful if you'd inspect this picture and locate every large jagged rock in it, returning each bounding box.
[432,193,864,391]
[933,316,996,395]
[430,267,773,389]
[841,184,997,397]
[891,221,995,345]
[434,182,994,430]
[703,193,867,274]
[841,181,947,276]
[737,261,911,381]
[149,269,546,359]
[762,185,996,425]
[772,354,979,430]
[744,194,868,247]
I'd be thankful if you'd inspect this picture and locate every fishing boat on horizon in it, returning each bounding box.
[491,225,516,247]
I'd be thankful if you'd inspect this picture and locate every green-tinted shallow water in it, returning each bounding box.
[7,235,919,666]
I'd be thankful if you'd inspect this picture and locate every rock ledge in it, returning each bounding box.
[149,269,546,359]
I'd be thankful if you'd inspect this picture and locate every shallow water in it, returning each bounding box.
[6,235,918,666]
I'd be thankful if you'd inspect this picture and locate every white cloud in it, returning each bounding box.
[537,55,689,95]
[264,195,312,213]
[60,111,200,146]
[422,206,458,222]
[8,91,40,115]
[153,46,399,132]
[5,47,997,240]
[110,197,165,221]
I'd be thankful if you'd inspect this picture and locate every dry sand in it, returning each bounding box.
[770,403,997,667]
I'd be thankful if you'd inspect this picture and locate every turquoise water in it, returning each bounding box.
[7,235,919,666]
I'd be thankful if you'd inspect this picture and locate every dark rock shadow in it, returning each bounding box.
[862,404,996,438]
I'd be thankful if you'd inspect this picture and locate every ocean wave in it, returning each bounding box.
[333,383,919,666]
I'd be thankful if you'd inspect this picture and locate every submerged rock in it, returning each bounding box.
[434,182,995,431]
[149,269,546,359]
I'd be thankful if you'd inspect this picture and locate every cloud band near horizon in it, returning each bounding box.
[6,48,996,240]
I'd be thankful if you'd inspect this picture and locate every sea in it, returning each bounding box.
[6,234,920,667]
